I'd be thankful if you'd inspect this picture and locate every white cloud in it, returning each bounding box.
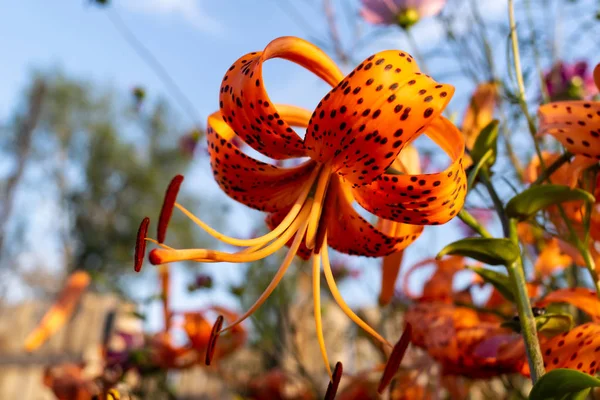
[120,0,222,33]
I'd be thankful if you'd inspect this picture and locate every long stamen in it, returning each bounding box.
[306,162,332,250]
[149,203,311,264]
[378,323,412,394]
[313,252,333,379]
[146,238,255,262]
[205,315,224,366]
[159,264,170,333]
[173,166,320,248]
[217,217,310,335]
[321,239,392,348]
[158,175,184,243]
[134,217,150,272]
[324,361,344,400]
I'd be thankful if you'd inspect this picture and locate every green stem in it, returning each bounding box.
[479,163,545,382]
[576,241,600,297]
[480,169,509,236]
[457,209,492,238]
[508,0,544,164]
[531,152,572,185]
[508,219,545,383]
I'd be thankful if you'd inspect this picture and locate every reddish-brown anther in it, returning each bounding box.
[378,323,412,394]
[158,175,184,243]
[324,361,343,400]
[134,217,150,272]
[205,315,224,366]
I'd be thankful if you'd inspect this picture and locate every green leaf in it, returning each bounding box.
[535,313,573,337]
[502,313,573,335]
[529,369,600,400]
[437,238,520,266]
[467,149,494,191]
[470,120,499,168]
[506,185,595,220]
[468,266,514,302]
[560,388,591,400]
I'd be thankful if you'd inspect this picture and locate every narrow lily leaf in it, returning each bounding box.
[529,369,600,400]
[437,238,519,266]
[470,120,499,168]
[468,266,514,302]
[535,313,573,337]
[467,149,494,191]
[506,185,595,220]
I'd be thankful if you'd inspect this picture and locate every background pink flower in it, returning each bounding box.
[543,61,598,101]
[360,0,446,26]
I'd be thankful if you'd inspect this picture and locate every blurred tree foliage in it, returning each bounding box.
[0,72,209,292]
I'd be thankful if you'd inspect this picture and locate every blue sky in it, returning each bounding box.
[1,1,512,328]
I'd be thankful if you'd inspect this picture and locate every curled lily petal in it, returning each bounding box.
[536,288,600,322]
[324,177,421,257]
[352,116,466,224]
[305,51,454,185]
[377,147,424,305]
[538,101,600,159]
[207,109,317,212]
[219,36,343,159]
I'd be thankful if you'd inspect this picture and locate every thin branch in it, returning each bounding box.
[0,79,46,256]
[106,9,203,128]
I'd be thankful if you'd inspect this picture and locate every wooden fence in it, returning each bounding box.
[0,293,119,399]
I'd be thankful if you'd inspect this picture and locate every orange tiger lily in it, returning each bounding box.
[524,151,600,276]
[404,303,522,378]
[519,288,600,376]
[538,62,600,160]
[144,36,466,376]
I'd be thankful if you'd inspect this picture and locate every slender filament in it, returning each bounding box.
[306,162,332,249]
[313,252,333,379]
[152,203,312,263]
[321,238,392,348]
[174,167,319,248]
[217,217,311,335]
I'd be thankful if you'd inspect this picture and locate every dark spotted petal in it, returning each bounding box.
[538,101,600,160]
[304,51,454,186]
[323,177,421,257]
[533,323,600,375]
[219,36,344,160]
[352,116,467,225]
[207,108,317,212]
